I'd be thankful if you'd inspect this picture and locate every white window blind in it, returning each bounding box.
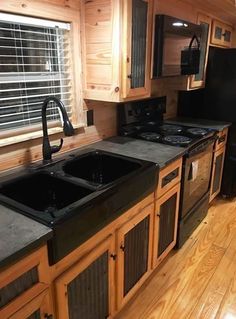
[0,13,72,132]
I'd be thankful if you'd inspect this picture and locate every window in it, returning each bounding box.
[0,13,72,134]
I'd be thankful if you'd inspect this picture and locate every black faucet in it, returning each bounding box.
[42,96,74,163]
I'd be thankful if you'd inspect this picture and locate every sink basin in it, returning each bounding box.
[0,172,93,216]
[63,150,142,186]
[0,149,158,265]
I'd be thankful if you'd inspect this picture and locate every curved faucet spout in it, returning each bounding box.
[42,96,74,163]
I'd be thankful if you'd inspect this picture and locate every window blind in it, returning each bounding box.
[0,13,72,132]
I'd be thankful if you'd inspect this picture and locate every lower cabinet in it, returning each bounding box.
[210,146,226,202]
[54,236,115,319]
[153,183,180,268]
[116,204,154,309]
[9,289,53,319]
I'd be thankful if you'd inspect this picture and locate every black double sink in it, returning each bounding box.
[0,149,158,264]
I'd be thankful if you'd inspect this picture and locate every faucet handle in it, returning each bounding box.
[51,138,63,154]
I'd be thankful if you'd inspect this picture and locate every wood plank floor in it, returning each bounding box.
[116,197,236,319]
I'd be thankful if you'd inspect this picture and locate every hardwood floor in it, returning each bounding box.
[116,197,236,319]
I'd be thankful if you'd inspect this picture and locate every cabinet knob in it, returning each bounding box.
[120,244,125,251]
[127,74,132,79]
[44,314,53,319]
[110,253,117,260]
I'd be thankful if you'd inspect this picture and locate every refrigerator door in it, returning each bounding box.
[204,46,236,196]
[203,47,236,122]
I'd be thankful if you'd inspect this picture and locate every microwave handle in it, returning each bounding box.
[189,34,200,50]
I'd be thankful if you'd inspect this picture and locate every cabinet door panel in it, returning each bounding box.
[123,0,153,99]
[124,216,149,295]
[158,193,177,257]
[55,237,115,319]
[117,203,154,309]
[67,252,109,319]
[210,147,226,202]
[130,0,148,89]
[153,184,180,269]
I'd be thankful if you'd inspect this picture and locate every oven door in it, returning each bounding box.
[181,139,214,218]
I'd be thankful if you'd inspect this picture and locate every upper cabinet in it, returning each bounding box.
[82,0,153,102]
[211,19,233,48]
[188,13,211,89]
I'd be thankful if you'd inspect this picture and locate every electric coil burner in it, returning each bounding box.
[139,132,162,142]
[118,97,217,249]
[162,135,192,146]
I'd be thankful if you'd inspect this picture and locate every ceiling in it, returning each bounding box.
[183,0,236,25]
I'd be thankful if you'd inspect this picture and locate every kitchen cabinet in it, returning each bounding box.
[211,19,233,47]
[153,183,180,268]
[55,236,115,319]
[116,203,154,309]
[82,0,153,102]
[189,13,211,90]
[209,128,228,202]
[0,246,50,319]
[8,289,53,319]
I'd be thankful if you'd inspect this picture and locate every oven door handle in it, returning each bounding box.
[186,136,216,158]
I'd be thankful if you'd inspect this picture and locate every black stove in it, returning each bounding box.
[120,121,214,148]
[118,97,217,249]
[118,97,215,148]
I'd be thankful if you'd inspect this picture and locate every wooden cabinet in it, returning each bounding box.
[211,19,233,47]
[209,128,228,202]
[210,146,226,202]
[8,289,53,319]
[153,183,180,268]
[189,13,211,90]
[82,0,153,102]
[55,236,115,319]
[116,203,154,309]
[0,246,50,319]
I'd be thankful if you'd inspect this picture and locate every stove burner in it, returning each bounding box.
[163,135,192,146]
[139,132,162,142]
[159,124,183,135]
[186,127,208,137]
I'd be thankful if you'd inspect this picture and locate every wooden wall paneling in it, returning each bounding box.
[0,101,117,172]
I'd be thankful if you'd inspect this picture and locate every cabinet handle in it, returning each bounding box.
[120,244,125,251]
[44,314,53,319]
[127,74,132,79]
[110,253,117,260]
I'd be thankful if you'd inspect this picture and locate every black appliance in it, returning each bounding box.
[153,15,202,77]
[178,46,235,197]
[118,97,216,247]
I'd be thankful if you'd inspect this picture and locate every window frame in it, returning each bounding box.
[0,4,84,147]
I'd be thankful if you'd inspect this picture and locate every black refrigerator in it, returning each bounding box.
[178,46,236,197]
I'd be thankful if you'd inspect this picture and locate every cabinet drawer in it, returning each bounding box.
[0,245,50,318]
[156,158,182,198]
[215,128,228,151]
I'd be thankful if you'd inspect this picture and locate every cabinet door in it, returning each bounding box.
[189,14,211,90]
[210,147,226,202]
[122,0,153,99]
[55,236,115,319]
[116,203,154,309]
[211,20,232,48]
[9,289,53,319]
[153,183,180,269]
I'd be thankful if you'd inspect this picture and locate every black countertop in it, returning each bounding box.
[165,117,231,132]
[0,136,186,269]
[0,205,52,270]
[91,136,186,168]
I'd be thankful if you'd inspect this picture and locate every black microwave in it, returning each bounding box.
[153,15,203,78]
